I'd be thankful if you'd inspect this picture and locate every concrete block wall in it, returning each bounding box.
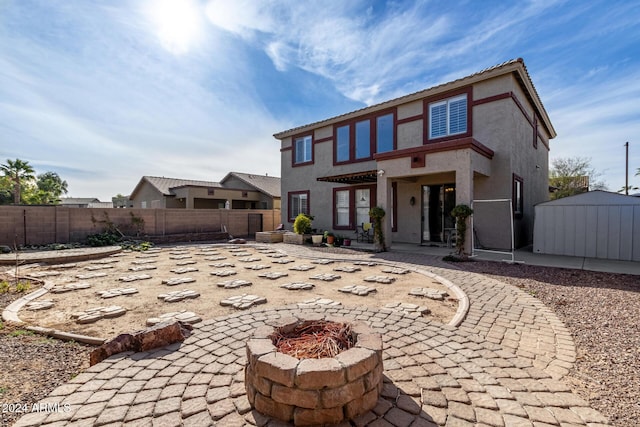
[0,206,281,246]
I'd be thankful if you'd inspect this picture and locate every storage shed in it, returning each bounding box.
[533,191,640,261]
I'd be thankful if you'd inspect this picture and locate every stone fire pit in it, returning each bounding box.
[245,315,383,426]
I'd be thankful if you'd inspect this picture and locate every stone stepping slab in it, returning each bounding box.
[176,260,197,266]
[363,275,396,284]
[310,273,341,281]
[72,305,127,324]
[131,259,157,265]
[217,279,252,289]
[220,294,267,310]
[210,270,237,277]
[169,255,192,260]
[280,282,315,291]
[271,258,294,264]
[258,272,288,280]
[232,252,253,257]
[28,271,61,278]
[129,265,157,272]
[288,264,315,271]
[169,251,190,255]
[26,300,55,311]
[194,251,218,256]
[244,264,270,271]
[147,310,202,326]
[91,259,119,265]
[170,267,199,274]
[238,257,261,262]
[310,259,335,265]
[333,266,362,273]
[385,302,431,315]
[228,248,250,253]
[56,263,78,269]
[205,256,227,261]
[297,297,342,308]
[353,261,378,266]
[85,265,114,271]
[256,249,277,254]
[162,277,196,286]
[382,267,411,275]
[110,253,129,257]
[50,282,92,293]
[209,262,235,268]
[96,288,139,299]
[158,289,200,303]
[119,274,152,282]
[76,272,108,279]
[136,254,159,259]
[338,285,377,296]
[408,287,449,300]
[266,253,287,258]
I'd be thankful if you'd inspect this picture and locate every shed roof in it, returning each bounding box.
[537,190,640,206]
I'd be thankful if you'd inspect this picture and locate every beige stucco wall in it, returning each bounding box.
[279,70,552,248]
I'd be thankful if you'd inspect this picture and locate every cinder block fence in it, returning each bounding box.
[0,206,280,246]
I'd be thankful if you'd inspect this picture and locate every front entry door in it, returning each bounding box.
[421,184,456,243]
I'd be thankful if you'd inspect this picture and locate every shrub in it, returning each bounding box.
[86,231,121,247]
[450,204,473,256]
[293,214,313,235]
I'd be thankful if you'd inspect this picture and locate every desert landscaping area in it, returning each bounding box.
[1,242,638,426]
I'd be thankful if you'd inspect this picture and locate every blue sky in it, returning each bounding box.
[1,0,639,200]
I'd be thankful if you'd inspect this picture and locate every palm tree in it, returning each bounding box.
[36,171,69,204]
[0,158,36,204]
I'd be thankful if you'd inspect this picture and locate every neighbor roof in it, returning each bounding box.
[130,176,222,199]
[221,172,281,198]
[273,58,556,140]
[59,197,101,204]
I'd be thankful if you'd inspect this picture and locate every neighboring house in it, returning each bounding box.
[220,172,281,209]
[129,173,281,209]
[274,58,556,249]
[59,198,113,208]
[112,195,134,208]
[534,190,640,261]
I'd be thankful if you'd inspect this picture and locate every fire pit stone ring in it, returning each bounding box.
[245,314,383,425]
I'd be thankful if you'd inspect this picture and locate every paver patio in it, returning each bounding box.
[10,244,610,426]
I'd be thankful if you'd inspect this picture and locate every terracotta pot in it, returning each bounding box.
[327,235,335,244]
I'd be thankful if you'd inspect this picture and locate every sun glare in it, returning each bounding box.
[145,0,202,55]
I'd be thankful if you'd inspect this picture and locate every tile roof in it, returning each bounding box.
[273,58,555,139]
[143,176,222,195]
[59,197,101,204]
[223,172,281,198]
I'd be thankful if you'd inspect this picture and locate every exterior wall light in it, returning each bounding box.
[410,196,416,206]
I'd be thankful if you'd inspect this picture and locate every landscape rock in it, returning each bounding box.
[89,320,193,366]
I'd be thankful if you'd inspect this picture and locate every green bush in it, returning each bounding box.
[86,231,121,247]
[293,214,312,235]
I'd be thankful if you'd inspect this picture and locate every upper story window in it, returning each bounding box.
[376,113,394,153]
[294,135,312,164]
[334,111,395,164]
[355,120,371,159]
[429,95,467,139]
[336,125,350,162]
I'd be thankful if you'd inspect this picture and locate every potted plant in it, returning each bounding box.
[343,237,351,246]
[324,231,335,245]
[311,233,323,246]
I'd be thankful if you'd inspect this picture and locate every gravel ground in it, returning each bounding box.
[0,280,91,427]
[456,261,640,427]
[1,261,638,426]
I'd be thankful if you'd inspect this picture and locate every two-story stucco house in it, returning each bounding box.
[274,59,556,250]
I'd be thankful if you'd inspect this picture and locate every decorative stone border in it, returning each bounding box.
[245,315,383,426]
